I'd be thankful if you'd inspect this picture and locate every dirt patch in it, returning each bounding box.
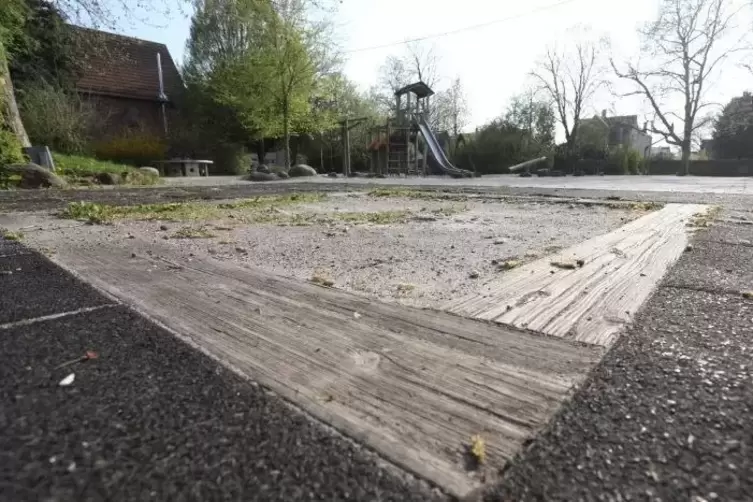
[21,192,644,310]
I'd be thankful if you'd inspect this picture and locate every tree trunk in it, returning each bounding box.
[282,98,291,169]
[0,47,31,148]
[680,144,691,176]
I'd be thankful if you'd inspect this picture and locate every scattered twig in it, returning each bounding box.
[56,350,98,369]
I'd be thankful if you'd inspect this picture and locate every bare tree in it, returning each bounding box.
[434,76,469,136]
[375,41,440,115]
[612,0,743,174]
[531,37,605,153]
[405,41,439,88]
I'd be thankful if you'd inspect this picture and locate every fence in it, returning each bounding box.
[571,159,753,176]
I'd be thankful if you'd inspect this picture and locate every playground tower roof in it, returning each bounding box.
[394,81,434,99]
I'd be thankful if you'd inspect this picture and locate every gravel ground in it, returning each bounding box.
[13,193,637,310]
[2,180,753,214]
[0,249,441,502]
[484,219,753,502]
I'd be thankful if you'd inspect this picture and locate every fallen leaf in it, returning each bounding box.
[498,260,520,271]
[59,373,75,387]
[470,434,486,465]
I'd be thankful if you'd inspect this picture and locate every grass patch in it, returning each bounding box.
[59,193,327,224]
[171,226,216,239]
[396,283,416,294]
[1,230,23,241]
[430,204,467,217]
[53,153,159,186]
[60,194,425,228]
[331,210,410,225]
[368,188,466,201]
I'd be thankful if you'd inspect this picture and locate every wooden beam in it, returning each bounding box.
[444,204,708,347]
[43,239,603,499]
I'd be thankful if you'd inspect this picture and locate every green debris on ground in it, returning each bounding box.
[332,210,411,225]
[171,226,216,239]
[687,205,722,230]
[1,230,24,241]
[59,193,327,224]
[497,259,520,271]
[367,187,466,201]
[58,192,466,227]
[310,273,334,287]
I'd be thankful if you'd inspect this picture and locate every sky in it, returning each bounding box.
[111,0,753,139]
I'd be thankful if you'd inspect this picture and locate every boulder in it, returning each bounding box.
[95,172,121,185]
[256,164,271,174]
[288,164,317,177]
[246,171,279,182]
[327,172,338,178]
[277,171,289,179]
[139,166,160,177]
[7,163,67,189]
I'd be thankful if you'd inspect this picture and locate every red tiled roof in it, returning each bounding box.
[70,26,183,102]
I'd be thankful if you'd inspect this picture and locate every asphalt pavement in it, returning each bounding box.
[0,246,439,502]
[483,220,753,502]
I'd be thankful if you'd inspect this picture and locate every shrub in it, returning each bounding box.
[626,148,643,174]
[18,84,96,153]
[606,145,630,175]
[0,129,24,188]
[93,133,167,166]
[212,143,248,175]
[0,128,23,165]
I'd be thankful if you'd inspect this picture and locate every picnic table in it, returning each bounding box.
[157,159,213,177]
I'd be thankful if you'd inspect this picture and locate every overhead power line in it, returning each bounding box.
[344,0,582,54]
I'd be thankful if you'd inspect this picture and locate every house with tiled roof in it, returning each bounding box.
[69,26,183,140]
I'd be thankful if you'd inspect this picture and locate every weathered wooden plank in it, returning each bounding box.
[444,204,707,347]
[45,241,603,498]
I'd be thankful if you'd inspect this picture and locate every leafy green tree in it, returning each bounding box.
[183,0,277,143]
[503,90,555,155]
[186,0,338,168]
[301,72,382,171]
[10,0,77,88]
[712,92,753,159]
[458,120,539,174]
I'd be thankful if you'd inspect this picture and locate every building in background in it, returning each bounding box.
[650,146,674,159]
[580,111,652,156]
[69,26,183,140]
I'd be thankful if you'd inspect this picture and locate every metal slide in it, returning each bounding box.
[416,117,473,177]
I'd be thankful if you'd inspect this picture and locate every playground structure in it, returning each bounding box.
[366,82,473,178]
